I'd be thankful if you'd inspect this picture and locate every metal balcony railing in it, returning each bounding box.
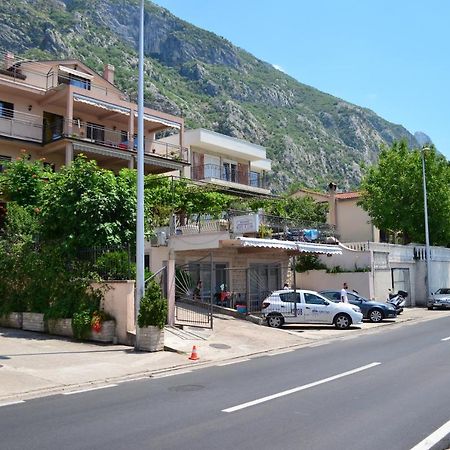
[0,108,43,142]
[191,164,268,189]
[43,118,188,162]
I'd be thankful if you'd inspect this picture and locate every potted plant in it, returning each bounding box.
[137,279,168,352]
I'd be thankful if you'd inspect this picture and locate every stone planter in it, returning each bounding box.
[137,326,164,352]
[89,320,116,343]
[22,312,46,332]
[0,312,23,329]
[47,318,73,338]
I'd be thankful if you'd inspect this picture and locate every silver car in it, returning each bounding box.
[428,288,450,310]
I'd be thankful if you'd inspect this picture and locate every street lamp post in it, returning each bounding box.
[135,0,145,349]
[421,146,432,304]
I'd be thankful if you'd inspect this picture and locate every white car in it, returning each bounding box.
[428,288,450,310]
[261,289,363,329]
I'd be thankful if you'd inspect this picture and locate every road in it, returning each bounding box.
[1,315,450,450]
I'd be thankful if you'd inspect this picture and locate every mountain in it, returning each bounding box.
[414,131,433,147]
[0,0,422,192]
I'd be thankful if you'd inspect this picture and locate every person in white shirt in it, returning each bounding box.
[340,282,349,303]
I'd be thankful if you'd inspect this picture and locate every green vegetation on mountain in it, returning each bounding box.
[0,0,421,192]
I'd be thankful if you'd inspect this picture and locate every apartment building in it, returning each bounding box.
[160,128,272,197]
[0,51,187,177]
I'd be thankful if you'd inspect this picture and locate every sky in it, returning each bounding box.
[151,0,450,159]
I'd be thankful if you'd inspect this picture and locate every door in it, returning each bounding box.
[278,291,303,320]
[43,112,64,143]
[204,155,220,179]
[303,292,333,323]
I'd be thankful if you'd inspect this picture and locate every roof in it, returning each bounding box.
[334,192,361,200]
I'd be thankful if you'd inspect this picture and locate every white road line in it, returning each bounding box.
[117,377,149,384]
[0,400,25,408]
[441,336,450,341]
[267,349,296,356]
[152,370,192,379]
[410,418,450,450]
[222,362,381,413]
[216,359,250,367]
[63,384,118,395]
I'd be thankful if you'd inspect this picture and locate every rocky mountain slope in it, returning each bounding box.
[0,0,421,192]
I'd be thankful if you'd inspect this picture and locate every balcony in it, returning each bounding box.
[164,209,338,243]
[192,164,268,190]
[0,108,43,142]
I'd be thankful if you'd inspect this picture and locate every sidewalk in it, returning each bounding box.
[0,308,449,403]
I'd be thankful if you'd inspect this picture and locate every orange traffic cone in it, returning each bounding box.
[189,345,200,361]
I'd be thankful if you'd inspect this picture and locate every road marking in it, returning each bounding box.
[410,418,450,450]
[152,370,192,379]
[117,377,149,384]
[267,349,296,356]
[222,362,381,413]
[0,400,25,408]
[217,359,250,367]
[441,336,450,341]
[63,384,118,395]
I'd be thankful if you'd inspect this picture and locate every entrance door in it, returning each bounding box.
[392,268,411,305]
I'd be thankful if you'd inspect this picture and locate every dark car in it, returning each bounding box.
[319,290,397,323]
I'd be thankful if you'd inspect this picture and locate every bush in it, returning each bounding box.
[95,250,132,280]
[137,279,168,329]
[295,254,327,273]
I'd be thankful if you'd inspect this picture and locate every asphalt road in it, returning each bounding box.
[1,316,450,450]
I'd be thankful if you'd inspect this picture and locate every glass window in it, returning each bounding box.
[304,293,327,305]
[279,292,301,303]
[0,101,14,118]
[58,74,91,90]
[87,122,105,143]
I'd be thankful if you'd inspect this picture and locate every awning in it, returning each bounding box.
[235,237,342,254]
[135,112,181,130]
[72,142,133,161]
[73,94,130,116]
[59,66,94,80]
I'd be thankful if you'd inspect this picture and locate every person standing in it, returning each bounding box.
[340,282,349,303]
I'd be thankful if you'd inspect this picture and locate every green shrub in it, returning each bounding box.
[295,254,327,273]
[137,279,168,329]
[95,250,132,280]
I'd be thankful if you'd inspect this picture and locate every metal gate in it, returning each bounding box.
[175,254,213,329]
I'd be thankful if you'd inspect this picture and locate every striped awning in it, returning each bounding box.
[235,237,342,254]
[73,94,130,116]
[137,112,181,130]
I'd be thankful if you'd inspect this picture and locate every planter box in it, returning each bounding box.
[89,320,116,343]
[22,312,46,332]
[0,312,23,329]
[138,326,164,352]
[47,318,73,338]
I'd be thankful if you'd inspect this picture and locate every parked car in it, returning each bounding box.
[261,289,363,329]
[319,290,397,322]
[428,288,450,310]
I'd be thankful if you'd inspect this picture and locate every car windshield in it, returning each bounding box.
[436,288,450,295]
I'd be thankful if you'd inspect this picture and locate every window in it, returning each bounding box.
[87,122,105,143]
[58,74,91,90]
[249,171,260,187]
[223,161,237,182]
[0,101,14,118]
[304,293,327,305]
[0,155,11,172]
[279,292,301,303]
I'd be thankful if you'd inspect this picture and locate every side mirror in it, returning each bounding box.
[323,300,329,306]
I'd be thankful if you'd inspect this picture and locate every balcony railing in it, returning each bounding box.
[171,209,338,243]
[0,108,42,142]
[192,164,268,189]
[45,118,189,162]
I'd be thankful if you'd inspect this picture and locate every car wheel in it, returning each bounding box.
[368,308,384,323]
[267,315,284,328]
[334,313,351,329]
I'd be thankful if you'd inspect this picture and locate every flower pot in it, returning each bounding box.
[89,320,116,343]
[0,312,23,329]
[138,326,164,352]
[47,318,73,338]
[22,312,46,332]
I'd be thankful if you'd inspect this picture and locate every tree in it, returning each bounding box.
[359,141,450,246]
[39,156,136,249]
